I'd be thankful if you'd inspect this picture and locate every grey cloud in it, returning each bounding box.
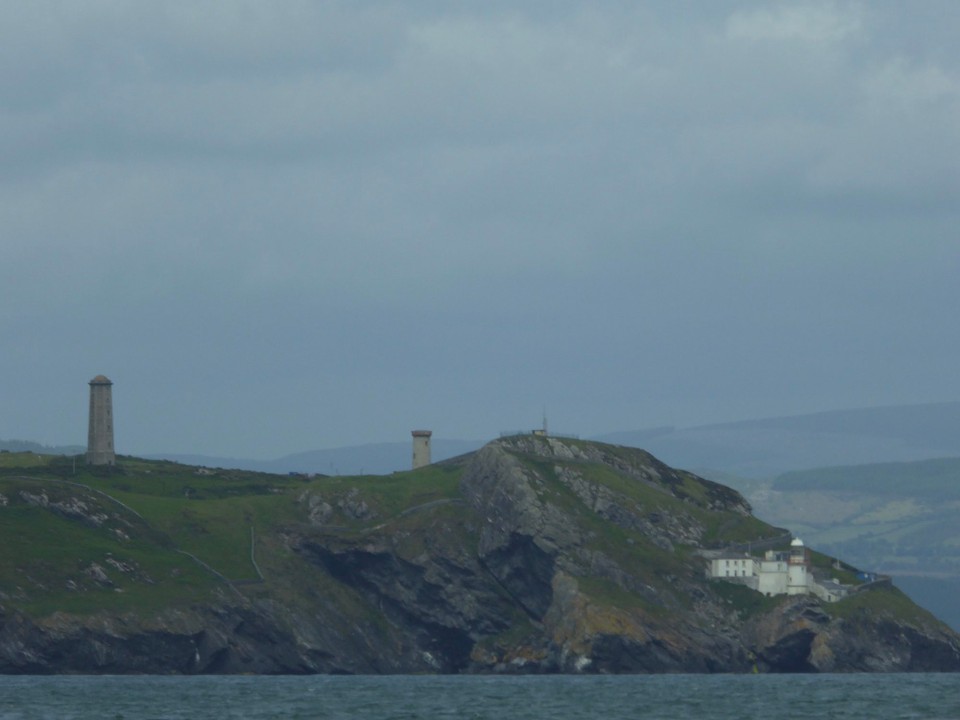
[1,1,959,456]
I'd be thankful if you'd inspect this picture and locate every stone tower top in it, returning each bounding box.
[89,375,113,385]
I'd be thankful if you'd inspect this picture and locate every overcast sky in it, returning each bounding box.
[2,1,959,458]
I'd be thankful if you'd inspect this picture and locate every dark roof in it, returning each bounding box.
[89,375,113,385]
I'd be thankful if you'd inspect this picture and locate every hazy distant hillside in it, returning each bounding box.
[598,402,960,478]
[744,456,960,631]
[146,402,960,479]
[15,400,960,481]
[774,457,960,496]
[757,457,960,574]
[151,439,484,476]
[0,439,84,455]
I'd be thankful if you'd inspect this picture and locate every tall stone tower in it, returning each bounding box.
[87,375,115,466]
[411,430,432,469]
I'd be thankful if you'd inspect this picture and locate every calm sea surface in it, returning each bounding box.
[0,674,957,720]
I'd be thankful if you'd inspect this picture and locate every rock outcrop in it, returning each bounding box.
[1,437,958,674]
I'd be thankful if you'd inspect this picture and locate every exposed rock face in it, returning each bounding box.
[1,436,958,674]
[741,596,960,673]
[0,603,358,675]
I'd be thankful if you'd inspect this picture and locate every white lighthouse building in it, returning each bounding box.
[787,537,812,595]
[757,551,789,596]
[705,536,850,601]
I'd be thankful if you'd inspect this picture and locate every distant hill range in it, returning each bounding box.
[597,401,960,478]
[9,401,960,479]
[141,401,960,479]
[0,439,84,456]
[148,439,486,476]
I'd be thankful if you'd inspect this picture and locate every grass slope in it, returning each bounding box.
[0,453,470,619]
[0,444,940,637]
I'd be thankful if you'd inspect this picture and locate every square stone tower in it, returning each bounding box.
[87,375,115,465]
[411,430,432,469]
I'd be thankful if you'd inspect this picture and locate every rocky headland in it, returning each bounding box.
[1,436,958,674]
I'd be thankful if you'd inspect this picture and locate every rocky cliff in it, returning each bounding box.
[1,436,958,674]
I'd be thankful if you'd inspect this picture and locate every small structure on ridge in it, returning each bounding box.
[411,430,432,469]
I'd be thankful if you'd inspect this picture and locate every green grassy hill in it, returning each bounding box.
[0,452,466,619]
[0,440,956,674]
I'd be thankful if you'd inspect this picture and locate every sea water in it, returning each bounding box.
[0,674,958,720]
